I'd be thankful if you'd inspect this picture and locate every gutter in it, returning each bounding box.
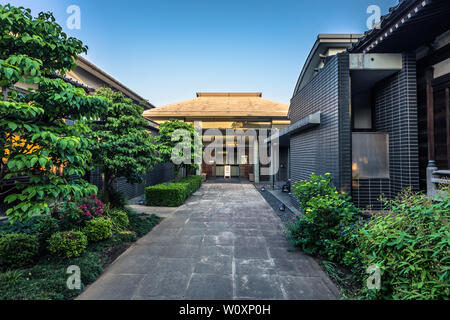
[265,111,321,143]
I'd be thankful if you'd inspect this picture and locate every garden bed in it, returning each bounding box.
[282,173,450,300]
[0,209,160,300]
[316,257,361,299]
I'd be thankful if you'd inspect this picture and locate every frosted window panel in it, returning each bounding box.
[352,133,390,179]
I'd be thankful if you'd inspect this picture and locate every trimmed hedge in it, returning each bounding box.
[0,233,40,270]
[48,231,88,259]
[145,175,203,207]
[82,218,113,242]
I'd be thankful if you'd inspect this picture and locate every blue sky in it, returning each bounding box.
[3,0,398,106]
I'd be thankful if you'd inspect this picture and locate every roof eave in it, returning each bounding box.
[76,56,155,109]
[348,0,427,53]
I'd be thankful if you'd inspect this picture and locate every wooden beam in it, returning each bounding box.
[426,68,435,162]
[417,43,450,72]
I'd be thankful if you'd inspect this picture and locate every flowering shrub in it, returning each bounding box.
[76,194,105,219]
[57,195,105,229]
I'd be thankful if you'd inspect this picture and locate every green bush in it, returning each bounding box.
[82,218,113,242]
[48,231,88,258]
[145,175,202,207]
[291,172,336,210]
[105,206,129,232]
[35,216,59,246]
[146,183,187,207]
[286,176,361,267]
[286,173,362,276]
[356,187,450,300]
[288,174,450,300]
[0,233,40,270]
[0,216,43,236]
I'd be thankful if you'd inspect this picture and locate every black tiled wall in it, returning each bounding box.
[289,52,419,210]
[89,162,175,200]
[352,52,420,209]
[289,54,350,192]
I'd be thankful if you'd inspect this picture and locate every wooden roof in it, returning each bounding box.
[143,93,289,119]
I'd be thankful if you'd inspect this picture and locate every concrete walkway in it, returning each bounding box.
[78,184,339,300]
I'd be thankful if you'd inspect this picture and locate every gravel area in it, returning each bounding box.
[255,186,295,223]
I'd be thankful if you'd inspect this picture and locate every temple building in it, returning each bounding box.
[143,92,290,182]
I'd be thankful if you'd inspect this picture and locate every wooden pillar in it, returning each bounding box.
[426,68,435,163]
[253,135,260,184]
[269,142,275,190]
[446,87,450,169]
[425,68,437,195]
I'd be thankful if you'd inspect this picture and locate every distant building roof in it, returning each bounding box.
[143,93,289,119]
[70,56,155,110]
[293,34,362,95]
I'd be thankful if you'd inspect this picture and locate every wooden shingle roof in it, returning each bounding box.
[143,93,289,119]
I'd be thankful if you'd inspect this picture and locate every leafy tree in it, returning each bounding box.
[89,88,160,203]
[156,119,203,180]
[0,4,108,222]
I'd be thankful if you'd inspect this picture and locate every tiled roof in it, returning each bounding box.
[143,93,289,119]
[348,0,437,53]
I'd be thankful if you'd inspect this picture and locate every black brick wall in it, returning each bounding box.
[89,162,175,200]
[289,54,350,191]
[352,52,420,209]
[338,54,352,193]
[289,52,419,210]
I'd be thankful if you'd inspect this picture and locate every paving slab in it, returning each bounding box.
[77,183,339,300]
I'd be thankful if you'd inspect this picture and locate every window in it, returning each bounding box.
[352,133,390,179]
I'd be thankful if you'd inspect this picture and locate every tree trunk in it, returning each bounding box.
[103,168,114,203]
[174,165,180,182]
[2,86,8,101]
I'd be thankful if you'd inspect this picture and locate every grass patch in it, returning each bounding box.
[0,210,160,300]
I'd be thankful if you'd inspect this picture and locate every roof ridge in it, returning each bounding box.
[196,92,262,98]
